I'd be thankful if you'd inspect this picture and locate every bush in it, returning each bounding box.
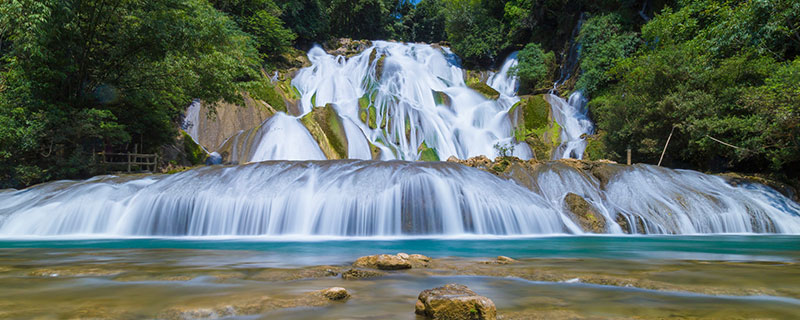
[510,43,555,93]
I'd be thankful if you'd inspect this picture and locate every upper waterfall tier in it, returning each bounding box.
[259,41,532,161]
[1,160,798,237]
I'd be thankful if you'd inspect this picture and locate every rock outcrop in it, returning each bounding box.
[353,253,431,270]
[300,104,349,159]
[563,193,606,233]
[320,287,350,301]
[414,284,496,320]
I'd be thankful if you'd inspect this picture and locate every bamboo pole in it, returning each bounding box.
[658,126,676,167]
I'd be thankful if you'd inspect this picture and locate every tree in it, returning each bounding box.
[276,0,329,44]
[0,0,262,188]
[510,43,555,92]
[210,0,296,60]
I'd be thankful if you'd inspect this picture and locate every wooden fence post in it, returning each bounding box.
[626,149,631,165]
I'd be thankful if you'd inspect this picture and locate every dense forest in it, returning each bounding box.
[1,0,798,188]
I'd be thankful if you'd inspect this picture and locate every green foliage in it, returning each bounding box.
[590,0,800,174]
[276,0,329,43]
[405,0,447,43]
[210,0,296,60]
[575,13,639,94]
[0,0,262,188]
[493,142,515,158]
[511,43,555,92]
[443,0,505,66]
[328,0,395,39]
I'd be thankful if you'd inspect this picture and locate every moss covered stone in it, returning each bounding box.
[358,94,378,129]
[467,82,500,100]
[375,55,386,81]
[300,104,348,159]
[583,131,609,161]
[418,142,440,162]
[181,131,206,165]
[432,90,451,108]
[510,95,560,159]
[563,193,606,233]
[249,81,287,113]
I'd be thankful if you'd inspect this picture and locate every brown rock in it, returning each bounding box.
[341,268,386,280]
[353,254,412,270]
[563,193,606,233]
[320,287,350,301]
[415,284,496,320]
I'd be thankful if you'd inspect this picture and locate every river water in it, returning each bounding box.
[0,236,798,319]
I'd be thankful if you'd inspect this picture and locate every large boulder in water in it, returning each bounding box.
[563,192,606,233]
[300,104,349,159]
[414,284,496,320]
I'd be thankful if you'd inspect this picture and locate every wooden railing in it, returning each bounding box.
[97,152,158,173]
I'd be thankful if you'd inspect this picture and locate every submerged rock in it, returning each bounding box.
[563,193,606,233]
[415,283,496,320]
[480,255,518,265]
[341,268,386,280]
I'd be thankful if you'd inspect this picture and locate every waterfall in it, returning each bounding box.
[232,41,532,162]
[1,161,798,237]
[547,92,594,159]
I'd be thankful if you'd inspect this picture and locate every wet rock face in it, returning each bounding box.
[353,253,430,270]
[415,284,496,320]
[564,193,606,233]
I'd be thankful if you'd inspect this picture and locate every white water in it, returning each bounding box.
[240,41,531,162]
[1,161,799,237]
[547,92,594,159]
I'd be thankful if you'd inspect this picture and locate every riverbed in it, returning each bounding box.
[1,236,798,319]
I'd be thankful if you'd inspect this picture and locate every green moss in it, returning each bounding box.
[510,95,561,160]
[467,82,500,100]
[358,94,378,129]
[584,131,609,161]
[300,104,348,159]
[418,142,440,162]
[182,131,206,165]
[311,92,317,107]
[249,80,287,113]
[432,90,450,107]
[375,56,386,81]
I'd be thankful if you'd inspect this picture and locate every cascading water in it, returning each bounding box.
[547,92,594,159]
[236,41,531,162]
[1,161,799,237]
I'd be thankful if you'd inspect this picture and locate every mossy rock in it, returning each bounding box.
[249,80,287,113]
[300,104,348,159]
[509,95,549,131]
[418,142,440,162]
[510,95,560,159]
[181,131,207,165]
[375,55,386,81]
[432,90,451,108]
[583,131,609,161]
[468,82,500,100]
[563,193,606,233]
[358,94,378,129]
